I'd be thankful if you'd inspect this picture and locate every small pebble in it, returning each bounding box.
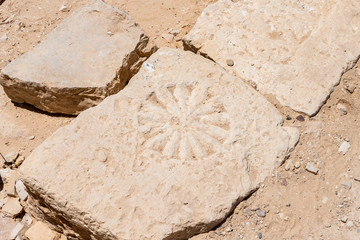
[29,136,35,140]
[258,232,262,239]
[339,141,350,154]
[256,209,266,218]
[296,115,305,122]
[294,162,301,169]
[0,33,8,42]
[285,162,294,171]
[286,115,292,120]
[325,224,331,228]
[59,5,69,12]
[337,103,348,115]
[243,208,252,216]
[305,162,319,175]
[226,59,234,66]
[341,216,348,223]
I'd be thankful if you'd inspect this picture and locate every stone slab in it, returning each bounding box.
[20,48,298,240]
[0,0,156,115]
[183,0,360,116]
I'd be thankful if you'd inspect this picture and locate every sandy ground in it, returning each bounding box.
[0,0,359,239]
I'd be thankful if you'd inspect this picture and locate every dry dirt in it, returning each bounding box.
[0,0,359,240]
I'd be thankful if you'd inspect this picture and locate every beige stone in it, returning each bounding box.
[25,222,59,240]
[2,198,23,218]
[0,0,157,115]
[184,0,360,116]
[20,48,298,240]
[1,169,18,197]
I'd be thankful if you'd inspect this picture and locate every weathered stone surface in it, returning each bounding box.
[20,48,298,240]
[2,198,23,218]
[25,222,59,240]
[0,0,156,115]
[184,0,360,116]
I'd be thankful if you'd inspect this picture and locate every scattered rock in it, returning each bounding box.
[341,181,352,190]
[14,155,25,168]
[340,216,348,223]
[2,197,23,218]
[59,5,69,12]
[296,115,305,122]
[0,0,157,115]
[337,103,348,115]
[20,48,298,240]
[243,208,252,216]
[4,152,19,164]
[226,59,234,66]
[256,209,266,218]
[15,180,28,201]
[284,161,294,171]
[339,141,351,154]
[161,33,174,42]
[9,222,24,240]
[25,221,59,240]
[294,162,301,169]
[0,33,7,42]
[169,28,181,36]
[2,169,18,197]
[305,162,319,175]
[279,178,288,186]
[21,213,33,226]
[184,0,360,115]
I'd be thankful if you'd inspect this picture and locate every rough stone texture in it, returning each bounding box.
[183,0,360,116]
[2,198,23,218]
[20,48,298,240]
[0,0,157,115]
[25,222,59,240]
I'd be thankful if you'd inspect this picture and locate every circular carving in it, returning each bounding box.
[137,83,230,162]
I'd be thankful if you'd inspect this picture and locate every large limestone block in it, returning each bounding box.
[0,0,156,115]
[20,48,298,240]
[183,0,360,116]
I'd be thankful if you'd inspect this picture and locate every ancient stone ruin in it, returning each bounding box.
[1,0,360,239]
[0,0,156,115]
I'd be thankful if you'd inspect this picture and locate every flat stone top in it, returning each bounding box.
[20,48,298,240]
[184,0,360,116]
[1,0,143,88]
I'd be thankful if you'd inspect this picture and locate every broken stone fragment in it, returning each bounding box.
[339,141,351,154]
[15,180,28,201]
[25,221,60,240]
[184,0,360,116]
[305,162,319,175]
[9,222,24,240]
[20,48,298,240]
[0,0,157,115]
[4,152,19,164]
[2,197,23,218]
[1,169,18,197]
